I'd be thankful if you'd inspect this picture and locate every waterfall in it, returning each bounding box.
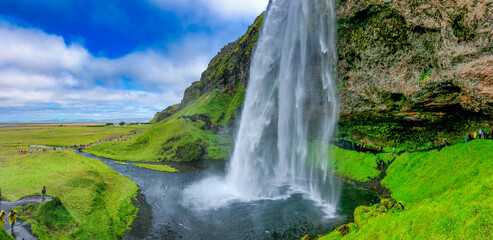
[184,0,340,214]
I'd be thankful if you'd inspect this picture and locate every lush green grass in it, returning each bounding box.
[331,146,382,181]
[0,123,148,148]
[114,161,128,165]
[85,89,243,162]
[133,163,178,173]
[0,228,14,240]
[323,140,493,239]
[0,150,139,239]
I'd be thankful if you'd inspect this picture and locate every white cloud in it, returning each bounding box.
[149,0,269,19]
[0,20,210,118]
[202,0,268,18]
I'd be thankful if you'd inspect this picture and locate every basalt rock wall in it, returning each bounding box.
[336,0,493,147]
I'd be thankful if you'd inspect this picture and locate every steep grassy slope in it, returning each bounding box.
[86,14,264,162]
[322,140,493,239]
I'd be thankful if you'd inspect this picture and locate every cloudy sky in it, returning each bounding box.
[0,0,268,122]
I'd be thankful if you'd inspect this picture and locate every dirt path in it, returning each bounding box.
[1,195,53,240]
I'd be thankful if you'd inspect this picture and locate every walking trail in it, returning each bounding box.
[1,195,53,240]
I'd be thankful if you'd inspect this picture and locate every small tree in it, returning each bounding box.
[119,122,125,126]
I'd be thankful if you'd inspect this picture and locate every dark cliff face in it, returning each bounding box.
[154,0,492,148]
[336,0,493,147]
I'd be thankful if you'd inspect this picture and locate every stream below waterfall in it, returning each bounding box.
[76,150,377,240]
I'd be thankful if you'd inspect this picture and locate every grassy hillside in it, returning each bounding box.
[322,140,493,239]
[0,150,139,239]
[85,89,244,162]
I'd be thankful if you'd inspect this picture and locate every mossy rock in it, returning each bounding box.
[334,222,358,236]
[318,231,343,240]
[174,140,205,162]
[354,205,373,228]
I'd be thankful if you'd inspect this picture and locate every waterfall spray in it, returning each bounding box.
[184,0,339,214]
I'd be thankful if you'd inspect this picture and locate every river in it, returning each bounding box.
[76,150,376,240]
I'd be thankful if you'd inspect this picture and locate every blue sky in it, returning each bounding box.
[0,0,268,122]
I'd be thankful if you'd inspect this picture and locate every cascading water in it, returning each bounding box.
[184,0,340,214]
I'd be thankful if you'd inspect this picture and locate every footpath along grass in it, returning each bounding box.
[0,123,148,148]
[0,150,139,239]
[133,163,179,172]
[322,140,493,239]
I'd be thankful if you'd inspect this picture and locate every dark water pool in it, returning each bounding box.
[77,151,376,240]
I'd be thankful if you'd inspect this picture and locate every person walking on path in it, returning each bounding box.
[8,210,16,233]
[0,210,6,226]
[42,186,46,200]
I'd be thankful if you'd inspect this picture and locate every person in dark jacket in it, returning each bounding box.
[42,186,46,200]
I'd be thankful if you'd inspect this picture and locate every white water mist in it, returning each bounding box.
[184,0,339,214]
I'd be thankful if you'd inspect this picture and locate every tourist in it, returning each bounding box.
[0,210,6,226]
[473,131,478,139]
[465,137,468,143]
[42,186,46,200]
[8,210,16,233]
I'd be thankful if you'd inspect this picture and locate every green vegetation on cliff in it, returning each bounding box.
[325,140,493,239]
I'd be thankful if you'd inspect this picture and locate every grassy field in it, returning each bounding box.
[133,163,179,172]
[0,123,142,239]
[323,140,493,239]
[0,123,149,148]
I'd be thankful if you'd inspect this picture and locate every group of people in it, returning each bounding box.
[465,128,492,142]
[18,148,57,154]
[0,210,17,233]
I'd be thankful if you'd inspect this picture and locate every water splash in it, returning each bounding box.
[184,0,339,215]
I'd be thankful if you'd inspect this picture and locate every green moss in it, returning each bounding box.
[419,67,432,82]
[451,6,474,42]
[133,163,178,173]
[114,161,128,165]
